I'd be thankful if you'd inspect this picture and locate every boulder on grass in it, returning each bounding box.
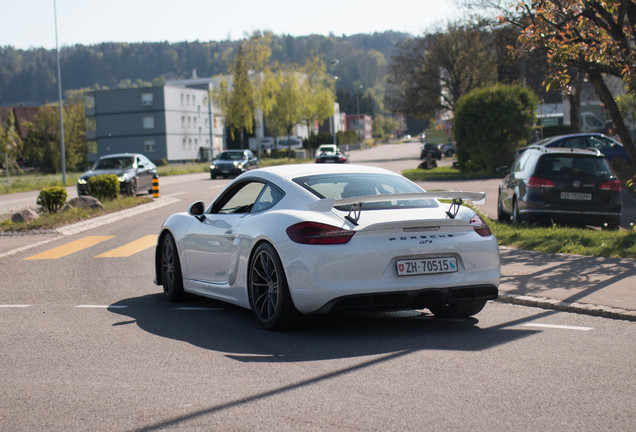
[65,196,104,211]
[11,208,38,223]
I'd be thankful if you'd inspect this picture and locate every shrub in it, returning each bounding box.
[37,186,68,213]
[454,84,539,173]
[87,174,119,201]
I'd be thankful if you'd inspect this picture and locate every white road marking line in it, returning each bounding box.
[75,305,128,309]
[176,307,223,311]
[0,304,31,308]
[523,323,593,331]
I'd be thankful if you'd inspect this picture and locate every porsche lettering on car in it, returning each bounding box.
[154,164,500,330]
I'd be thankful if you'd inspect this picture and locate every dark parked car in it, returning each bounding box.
[515,133,629,162]
[315,150,349,163]
[210,150,259,179]
[497,147,622,228]
[420,143,442,160]
[77,153,157,196]
[438,142,457,157]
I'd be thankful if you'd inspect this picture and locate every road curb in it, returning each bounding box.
[0,197,181,259]
[497,292,636,322]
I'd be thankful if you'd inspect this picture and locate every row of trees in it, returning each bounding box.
[385,0,635,171]
[213,34,337,150]
[1,104,87,173]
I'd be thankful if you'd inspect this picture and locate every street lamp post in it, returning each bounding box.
[54,0,66,185]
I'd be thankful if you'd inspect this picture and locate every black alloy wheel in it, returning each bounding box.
[161,233,185,301]
[248,243,298,330]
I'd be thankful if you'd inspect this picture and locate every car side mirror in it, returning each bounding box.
[188,201,206,222]
[496,166,509,175]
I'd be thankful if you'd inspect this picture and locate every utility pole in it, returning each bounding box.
[54,0,66,184]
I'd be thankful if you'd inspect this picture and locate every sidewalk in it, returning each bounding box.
[498,246,636,321]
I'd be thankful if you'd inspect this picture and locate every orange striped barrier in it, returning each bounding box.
[152,177,160,198]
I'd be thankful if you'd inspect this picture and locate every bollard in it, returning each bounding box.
[152,177,160,198]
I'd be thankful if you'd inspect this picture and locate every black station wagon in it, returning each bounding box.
[497,147,622,228]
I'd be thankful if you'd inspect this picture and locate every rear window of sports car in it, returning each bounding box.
[293,173,438,210]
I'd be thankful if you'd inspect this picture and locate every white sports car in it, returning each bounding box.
[154,164,500,330]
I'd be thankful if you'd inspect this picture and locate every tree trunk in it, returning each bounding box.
[568,71,583,132]
[588,70,635,166]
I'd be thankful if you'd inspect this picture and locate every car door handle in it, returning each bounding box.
[224,230,235,238]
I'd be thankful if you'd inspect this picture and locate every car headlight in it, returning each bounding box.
[118,173,129,182]
[210,164,216,170]
[237,163,244,170]
[77,178,87,185]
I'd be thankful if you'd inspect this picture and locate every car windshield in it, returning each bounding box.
[294,173,438,210]
[94,157,134,170]
[537,155,612,177]
[218,152,245,161]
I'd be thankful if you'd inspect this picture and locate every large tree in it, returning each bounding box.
[385,23,497,120]
[501,0,636,163]
[214,44,256,148]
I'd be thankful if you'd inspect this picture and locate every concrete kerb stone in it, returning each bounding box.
[0,196,181,259]
[497,292,636,322]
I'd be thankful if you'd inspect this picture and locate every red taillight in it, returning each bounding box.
[469,214,492,237]
[286,222,355,245]
[599,180,622,191]
[527,177,555,188]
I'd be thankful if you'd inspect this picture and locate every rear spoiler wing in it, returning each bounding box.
[308,191,486,224]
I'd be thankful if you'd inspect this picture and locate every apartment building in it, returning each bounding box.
[85,85,225,164]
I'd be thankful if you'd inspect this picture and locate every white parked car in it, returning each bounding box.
[154,164,500,330]
[314,144,338,158]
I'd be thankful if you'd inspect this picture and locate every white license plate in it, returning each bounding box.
[396,257,458,276]
[561,192,591,201]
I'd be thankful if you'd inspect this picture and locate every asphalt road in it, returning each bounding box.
[0,143,635,431]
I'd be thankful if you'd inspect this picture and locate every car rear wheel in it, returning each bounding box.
[248,243,298,330]
[160,233,185,301]
[429,300,487,319]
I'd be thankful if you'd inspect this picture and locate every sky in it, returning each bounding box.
[1,0,460,50]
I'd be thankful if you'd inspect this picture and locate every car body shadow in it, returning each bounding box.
[108,293,537,363]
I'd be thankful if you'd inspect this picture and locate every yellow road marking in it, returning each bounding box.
[95,235,157,258]
[25,236,114,260]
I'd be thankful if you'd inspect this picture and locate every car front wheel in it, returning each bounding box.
[127,178,138,196]
[248,243,298,330]
[512,198,523,224]
[160,233,185,301]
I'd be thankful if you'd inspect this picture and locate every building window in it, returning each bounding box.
[182,138,187,149]
[214,116,218,128]
[182,116,185,127]
[86,117,96,132]
[144,139,156,152]
[141,92,153,106]
[143,116,155,129]
[181,94,184,105]
[85,95,95,109]
[187,94,190,105]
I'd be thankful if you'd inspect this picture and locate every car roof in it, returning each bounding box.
[526,146,604,157]
[246,163,397,181]
[99,153,142,159]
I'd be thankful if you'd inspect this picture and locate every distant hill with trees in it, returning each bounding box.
[0,31,409,116]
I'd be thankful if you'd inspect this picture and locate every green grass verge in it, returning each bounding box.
[0,196,152,232]
[485,217,636,259]
[402,166,499,182]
